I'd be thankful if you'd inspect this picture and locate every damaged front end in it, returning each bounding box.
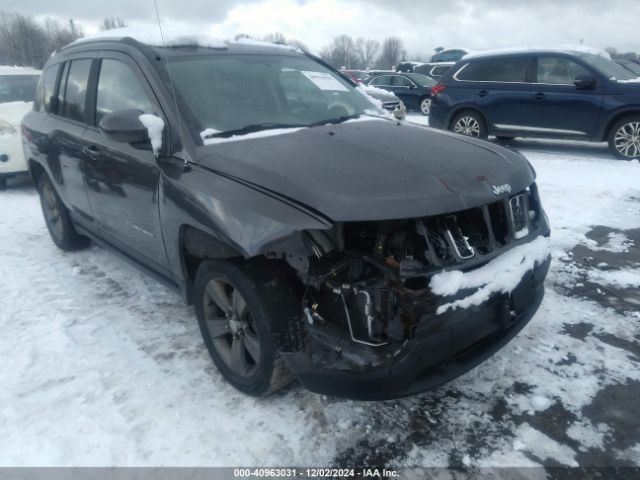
[273,184,551,400]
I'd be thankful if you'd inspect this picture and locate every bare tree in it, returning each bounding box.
[100,17,126,31]
[319,35,357,69]
[377,36,404,70]
[355,37,379,69]
[263,32,286,44]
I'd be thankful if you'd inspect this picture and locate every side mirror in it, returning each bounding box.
[574,75,596,90]
[99,109,148,145]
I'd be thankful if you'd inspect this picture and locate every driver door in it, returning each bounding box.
[82,52,170,272]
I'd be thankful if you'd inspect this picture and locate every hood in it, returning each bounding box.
[196,119,535,222]
[1,101,33,126]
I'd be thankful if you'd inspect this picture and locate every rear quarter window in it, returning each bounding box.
[484,57,528,83]
[456,62,486,81]
[40,64,60,113]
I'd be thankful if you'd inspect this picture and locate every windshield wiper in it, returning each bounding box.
[201,123,306,139]
[308,114,362,127]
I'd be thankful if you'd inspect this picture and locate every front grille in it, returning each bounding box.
[419,186,541,266]
[382,101,401,111]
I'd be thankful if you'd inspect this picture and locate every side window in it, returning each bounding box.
[537,57,590,84]
[96,59,155,124]
[393,76,413,87]
[456,62,486,81]
[41,64,60,113]
[485,58,528,83]
[370,75,392,86]
[61,59,92,122]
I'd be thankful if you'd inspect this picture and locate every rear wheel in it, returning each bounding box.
[37,175,90,251]
[194,259,299,396]
[608,116,640,160]
[450,111,488,139]
[419,97,431,116]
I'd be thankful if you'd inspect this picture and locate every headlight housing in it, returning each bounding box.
[0,119,17,136]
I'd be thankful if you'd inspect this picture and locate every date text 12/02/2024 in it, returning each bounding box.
[233,468,400,478]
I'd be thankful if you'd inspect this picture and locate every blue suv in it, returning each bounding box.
[429,48,640,160]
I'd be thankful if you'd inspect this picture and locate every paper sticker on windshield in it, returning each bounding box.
[301,71,349,91]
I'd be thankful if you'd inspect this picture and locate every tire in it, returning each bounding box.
[608,115,640,160]
[37,175,90,251]
[496,136,516,141]
[194,258,303,396]
[450,110,488,140]
[419,97,431,116]
[0,176,6,190]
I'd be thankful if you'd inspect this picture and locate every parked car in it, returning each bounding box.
[431,48,470,63]
[395,61,424,73]
[359,84,407,120]
[366,72,436,115]
[341,69,370,83]
[614,58,640,77]
[430,47,640,159]
[0,66,41,189]
[414,62,455,80]
[23,32,550,400]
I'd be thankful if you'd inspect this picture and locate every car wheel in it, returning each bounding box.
[38,175,90,251]
[0,176,6,190]
[451,111,488,139]
[420,97,431,116]
[609,116,640,160]
[194,258,299,396]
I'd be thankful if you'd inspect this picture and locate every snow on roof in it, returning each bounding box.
[463,44,610,60]
[0,65,41,76]
[72,26,228,49]
[71,26,299,52]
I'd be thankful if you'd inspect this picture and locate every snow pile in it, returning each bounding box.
[583,232,633,253]
[587,268,640,289]
[529,395,553,411]
[201,127,305,145]
[73,26,227,49]
[0,65,41,75]
[463,44,610,60]
[138,114,165,156]
[355,86,394,118]
[430,235,551,314]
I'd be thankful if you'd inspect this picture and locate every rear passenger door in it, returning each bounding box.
[473,56,537,132]
[524,55,604,137]
[82,52,170,272]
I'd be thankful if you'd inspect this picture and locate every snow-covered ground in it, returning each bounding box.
[0,113,639,468]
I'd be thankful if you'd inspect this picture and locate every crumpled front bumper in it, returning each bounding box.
[281,255,551,401]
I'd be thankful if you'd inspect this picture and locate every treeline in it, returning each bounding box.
[319,35,413,70]
[0,11,127,69]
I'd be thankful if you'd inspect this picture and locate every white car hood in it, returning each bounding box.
[0,101,33,126]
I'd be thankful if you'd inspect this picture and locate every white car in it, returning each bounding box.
[0,66,41,189]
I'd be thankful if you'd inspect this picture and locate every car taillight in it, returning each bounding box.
[431,85,447,97]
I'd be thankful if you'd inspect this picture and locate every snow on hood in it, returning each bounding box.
[430,235,551,314]
[0,101,34,126]
[355,86,394,118]
[463,44,610,60]
[0,65,41,76]
[200,127,306,145]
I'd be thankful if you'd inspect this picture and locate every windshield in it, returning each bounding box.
[0,75,39,103]
[405,73,436,87]
[167,54,381,142]
[580,54,637,81]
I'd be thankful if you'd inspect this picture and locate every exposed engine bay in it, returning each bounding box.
[274,185,545,371]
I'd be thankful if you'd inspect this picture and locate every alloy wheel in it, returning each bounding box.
[453,116,481,137]
[614,121,640,158]
[203,278,260,377]
[41,184,64,241]
[421,98,431,116]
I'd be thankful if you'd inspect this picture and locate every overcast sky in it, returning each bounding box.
[2,0,639,56]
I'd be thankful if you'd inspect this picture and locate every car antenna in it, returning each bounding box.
[153,0,190,171]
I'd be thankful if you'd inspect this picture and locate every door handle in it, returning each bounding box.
[478,90,489,97]
[534,92,545,100]
[82,145,100,160]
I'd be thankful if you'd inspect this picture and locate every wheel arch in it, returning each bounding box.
[447,106,490,131]
[600,109,640,142]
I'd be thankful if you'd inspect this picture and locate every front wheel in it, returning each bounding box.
[419,97,431,116]
[450,111,488,139]
[38,175,90,251]
[194,259,300,396]
[609,116,640,160]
